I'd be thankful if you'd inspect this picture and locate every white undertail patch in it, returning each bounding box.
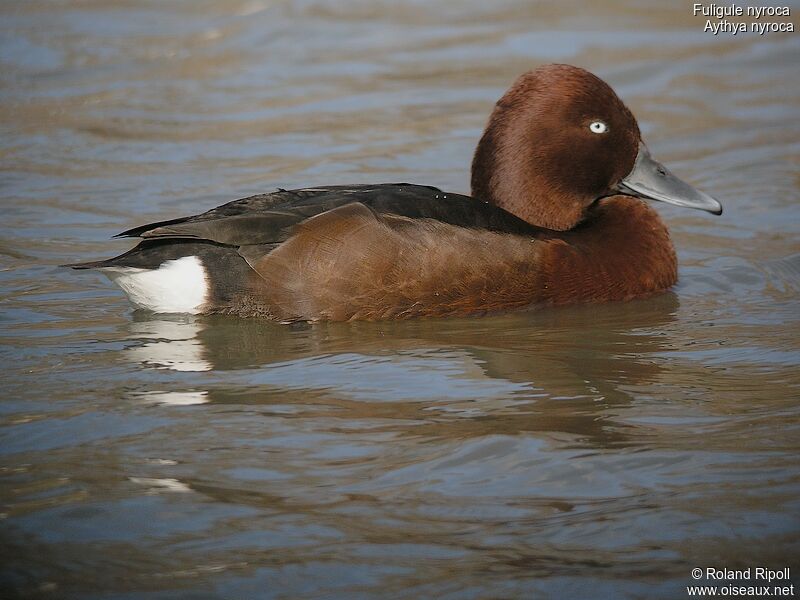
[102,255,209,314]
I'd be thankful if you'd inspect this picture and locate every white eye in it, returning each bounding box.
[589,120,608,134]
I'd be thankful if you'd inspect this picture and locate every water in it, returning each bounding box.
[2,1,799,598]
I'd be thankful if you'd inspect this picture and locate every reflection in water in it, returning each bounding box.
[134,390,210,405]
[129,477,193,494]
[126,316,212,372]
[122,294,681,448]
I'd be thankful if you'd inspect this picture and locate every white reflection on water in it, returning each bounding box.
[125,318,212,372]
[129,477,193,494]
[134,390,210,406]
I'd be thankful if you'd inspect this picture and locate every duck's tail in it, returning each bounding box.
[61,258,116,270]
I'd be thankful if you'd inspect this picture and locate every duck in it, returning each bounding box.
[67,64,722,322]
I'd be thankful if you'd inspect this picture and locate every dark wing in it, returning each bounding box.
[114,183,543,248]
[113,186,355,238]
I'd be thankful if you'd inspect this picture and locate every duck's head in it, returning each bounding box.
[471,64,722,230]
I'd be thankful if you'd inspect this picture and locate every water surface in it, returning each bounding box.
[1,1,799,598]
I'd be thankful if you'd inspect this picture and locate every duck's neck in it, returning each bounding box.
[471,128,591,231]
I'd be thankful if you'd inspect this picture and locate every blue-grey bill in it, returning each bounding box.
[617,143,723,215]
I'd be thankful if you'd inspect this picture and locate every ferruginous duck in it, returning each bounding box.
[68,64,722,321]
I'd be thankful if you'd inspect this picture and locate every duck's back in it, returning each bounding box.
[69,183,550,321]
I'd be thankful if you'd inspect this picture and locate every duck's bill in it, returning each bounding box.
[616,143,722,215]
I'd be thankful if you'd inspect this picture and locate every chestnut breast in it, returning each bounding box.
[243,197,676,322]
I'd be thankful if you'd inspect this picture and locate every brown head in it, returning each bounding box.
[471,64,721,230]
